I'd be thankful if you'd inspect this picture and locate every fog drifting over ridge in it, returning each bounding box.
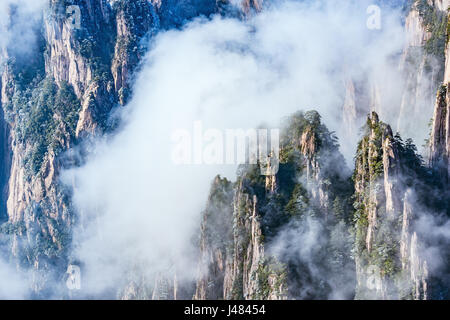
[61,0,408,296]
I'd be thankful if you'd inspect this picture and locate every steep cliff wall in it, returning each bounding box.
[340,1,448,146]
[194,173,288,300]
[429,7,450,181]
[397,0,448,140]
[0,0,169,297]
[353,112,431,299]
[194,111,355,300]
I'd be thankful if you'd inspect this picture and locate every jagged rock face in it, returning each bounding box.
[382,126,401,220]
[194,176,287,300]
[0,0,262,299]
[300,127,330,214]
[396,0,447,142]
[226,183,287,300]
[195,111,355,300]
[429,7,450,181]
[45,0,159,136]
[44,1,108,99]
[194,176,234,300]
[403,4,432,48]
[341,1,447,147]
[75,80,114,137]
[400,191,429,300]
[111,0,157,105]
[353,112,429,300]
[445,27,450,83]
[0,48,76,295]
[429,84,450,178]
[0,0,168,297]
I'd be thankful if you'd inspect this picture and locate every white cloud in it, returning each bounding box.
[0,0,46,61]
[0,255,28,299]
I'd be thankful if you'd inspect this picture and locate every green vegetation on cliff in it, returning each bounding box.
[203,110,355,299]
[5,77,81,178]
[416,0,448,58]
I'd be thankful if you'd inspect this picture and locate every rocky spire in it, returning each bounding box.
[353,112,429,299]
